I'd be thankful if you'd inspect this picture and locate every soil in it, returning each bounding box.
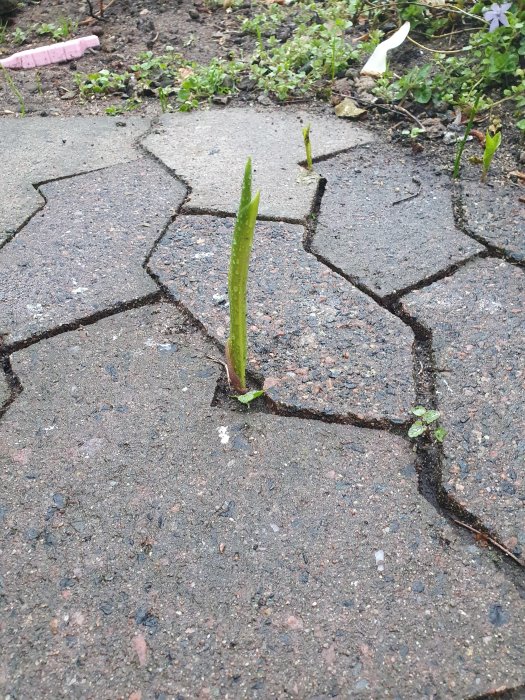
[1,0,524,176]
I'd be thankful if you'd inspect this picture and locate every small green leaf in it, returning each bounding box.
[411,406,427,417]
[516,119,525,131]
[236,390,264,404]
[423,410,441,424]
[434,427,447,443]
[408,421,426,438]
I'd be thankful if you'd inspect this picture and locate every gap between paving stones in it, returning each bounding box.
[144,157,524,580]
[1,131,522,588]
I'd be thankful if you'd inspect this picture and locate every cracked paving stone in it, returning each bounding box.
[151,215,415,422]
[142,107,375,221]
[312,144,485,299]
[0,159,186,347]
[0,116,150,246]
[0,304,524,698]
[401,259,524,564]
[457,180,525,263]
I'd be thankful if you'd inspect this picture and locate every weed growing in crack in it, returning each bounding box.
[303,123,313,171]
[481,124,502,182]
[453,96,480,179]
[226,158,261,401]
[408,406,446,443]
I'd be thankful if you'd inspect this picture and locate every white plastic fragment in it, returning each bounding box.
[217,426,230,444]
[375,549,385,572]
[361,22,411,77]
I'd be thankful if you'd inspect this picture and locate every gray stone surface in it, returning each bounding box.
[1,303,524,699]
[459,180,525,262]
[150,215,415,422]
[142,107,375,221]
[0,116,150,245]
[0,159,185,347]
[312,144,485,298]
[401,259,524,563]
[0,372,9,409]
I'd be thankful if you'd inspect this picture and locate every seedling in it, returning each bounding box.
[226,158,261,399]
[302,123,313,171]
[408,406,446,443]
[481,127,502,182]
[453,98,479,179]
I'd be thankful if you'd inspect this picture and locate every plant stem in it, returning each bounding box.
[302,123,313,171]
[453,96,479,179]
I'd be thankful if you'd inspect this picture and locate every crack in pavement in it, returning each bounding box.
[1,130,522,607]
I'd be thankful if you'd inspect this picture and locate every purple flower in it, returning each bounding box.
[483,3,512,32]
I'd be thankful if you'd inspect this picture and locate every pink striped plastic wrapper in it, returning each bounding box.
[0,35,100,69]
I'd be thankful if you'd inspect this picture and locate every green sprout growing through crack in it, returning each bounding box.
[481,127,502,183]
[302,123,313,171]
[226,158,263,405]
[408,406,446,443]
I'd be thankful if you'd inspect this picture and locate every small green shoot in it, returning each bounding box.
[236,389,264,404]
[481,128,502,183]
[453,97,480,180]
[226,158,261,394]
[302,123,313,171]
[408,406,446,443]
[0,21,8,44]
[1,65,25,116]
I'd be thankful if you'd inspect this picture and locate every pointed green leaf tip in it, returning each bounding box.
[226,158,260,393]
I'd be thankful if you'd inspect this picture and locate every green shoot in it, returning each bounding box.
[1,66,25,116]
[302,123,313,171]
[408,406,446,443]
[481,129,502,183]
[453,97,479,179]
[226,158,260,394]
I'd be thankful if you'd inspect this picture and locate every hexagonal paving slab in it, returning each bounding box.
[312,144,485,298]
[1,304,523,698]
[401,258,524,563]
[150,215,416,423]
[142,107,375,221]
[0,116,150,246]
[0,159,185,348]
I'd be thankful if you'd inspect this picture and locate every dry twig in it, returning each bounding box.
[452,518,523,566]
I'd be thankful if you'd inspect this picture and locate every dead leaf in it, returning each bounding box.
[335,98,366,119]
[133,633,147,667]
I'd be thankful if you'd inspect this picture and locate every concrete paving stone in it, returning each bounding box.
[0,158,186,347]
[0,116,150,246]
[1,303,524,698]
[312,144,485,299]
[142,107,375,221]
[401,259,525,564]
[0,372,9,409]
[458,180,525,262]
[150,215,415,422]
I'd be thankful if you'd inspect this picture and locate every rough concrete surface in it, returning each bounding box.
[0,116,150,245]
[1,304,524,699]
[458,179,525,262]
[150,215,415,422]
[0,371,9,409]
[142,107,375,221]
[0,158,185,347]
[313,145,485,298]
[401,259,524,563]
